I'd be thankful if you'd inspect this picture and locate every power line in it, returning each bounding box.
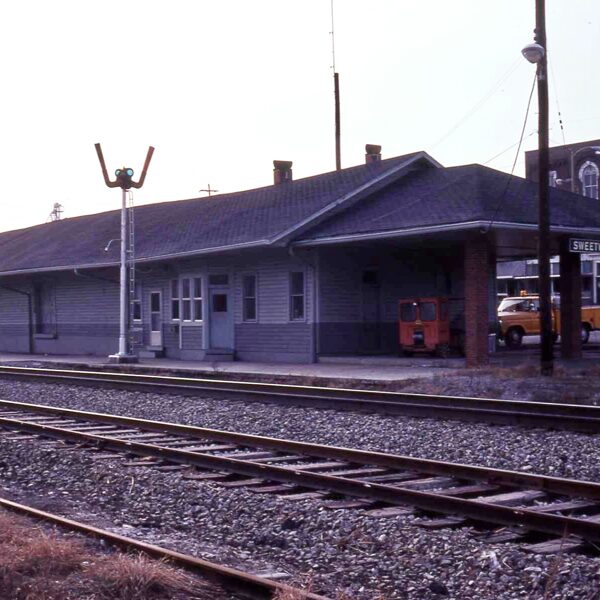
[548,58,566,145]
[429,58,522,151]
[484,129,537,166]
[486,72,537,232]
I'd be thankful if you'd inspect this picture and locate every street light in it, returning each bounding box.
[522,0,553,376]
[521,43,545,64]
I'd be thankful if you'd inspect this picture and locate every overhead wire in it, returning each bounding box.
[429,58,522,151]
[548,58,566,145]
[484,129,538,166]
[486,71,537,232]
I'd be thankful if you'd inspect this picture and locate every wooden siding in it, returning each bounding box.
[235,322,312,362]
[317,246,463,355]
[0,283,31,353]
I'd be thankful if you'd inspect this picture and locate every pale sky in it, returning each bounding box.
[0,1,599,232]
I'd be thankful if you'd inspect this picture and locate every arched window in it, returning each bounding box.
[579,161,599,199]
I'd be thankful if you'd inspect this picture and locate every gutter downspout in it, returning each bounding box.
[288,246,319,363]
[0,285,33,354]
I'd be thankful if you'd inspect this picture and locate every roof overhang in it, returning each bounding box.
[292,220,600,248]
[0,239,270,278]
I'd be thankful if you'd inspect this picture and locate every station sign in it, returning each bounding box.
[569,238,600,253]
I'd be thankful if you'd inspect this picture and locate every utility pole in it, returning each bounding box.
[523,0,553,375]
[536,0,553,376]
[331,0,341,170]
[95,143,154,364]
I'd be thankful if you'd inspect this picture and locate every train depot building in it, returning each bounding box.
[0,146,599,367]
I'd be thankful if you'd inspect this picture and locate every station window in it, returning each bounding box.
[289,271,305,320]
[181,278,192,321]
[580,161,599,199]
[243,274,257,321]
[132,283,142,322]
[33,283,56,335]
[193,277,203,322]
[171,277,203,322]
[170,279,180,320]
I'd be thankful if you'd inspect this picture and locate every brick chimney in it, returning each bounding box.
[365,144,382,164]
[273,160,293,184]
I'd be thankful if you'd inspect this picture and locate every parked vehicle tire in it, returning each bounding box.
[582,324,591,344]
[505,327,523,349]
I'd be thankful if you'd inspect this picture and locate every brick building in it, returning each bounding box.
[499,139,600,303]
[0,146,598,367]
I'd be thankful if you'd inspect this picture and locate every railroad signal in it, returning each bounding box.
[94,142,155,363]
[95,144,154,190]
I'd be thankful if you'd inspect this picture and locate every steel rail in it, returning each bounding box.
[0,365,599,432]
[0,496,328,600]
[0,398,598,500]
[2,400,600,542]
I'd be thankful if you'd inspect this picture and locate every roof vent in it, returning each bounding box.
[365,144,382,164]
[273,160,293,185]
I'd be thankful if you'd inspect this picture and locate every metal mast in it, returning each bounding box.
[94,143,154,363]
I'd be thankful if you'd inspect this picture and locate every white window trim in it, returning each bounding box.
[192,276,203,323]
[171,275,205,325]
[579,161,599,199]
[180,274,204,325]
[170,278,180,322]
[132,282,142,323]
[242,272,258,322]
[289,270,306,322]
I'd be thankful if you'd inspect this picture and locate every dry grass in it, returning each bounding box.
[0,509,219,599]
[88,553,198,600]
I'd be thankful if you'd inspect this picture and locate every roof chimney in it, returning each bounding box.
[273,160,293,185]
[365,144,382,164]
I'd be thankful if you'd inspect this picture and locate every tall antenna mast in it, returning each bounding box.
[331,0,341,171]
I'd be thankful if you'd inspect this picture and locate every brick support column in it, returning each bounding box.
[559,243,582,359]
[464,238,490,367]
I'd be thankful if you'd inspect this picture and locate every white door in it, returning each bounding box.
[149,291,163,346]
[209,290,233,348]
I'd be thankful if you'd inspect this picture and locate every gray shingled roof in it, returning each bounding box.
[0,153,424,275]
[1,157,599,276]
[299,164,600,242]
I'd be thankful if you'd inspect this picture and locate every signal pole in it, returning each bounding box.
[95,143,154,363]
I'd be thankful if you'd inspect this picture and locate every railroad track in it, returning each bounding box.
[0,364,599,432]
[1,398,600,553]
[0,496,328,600]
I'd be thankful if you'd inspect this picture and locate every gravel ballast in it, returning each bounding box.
[1,437,599,600]
[0,380,599,598]
[0,380,599,482]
